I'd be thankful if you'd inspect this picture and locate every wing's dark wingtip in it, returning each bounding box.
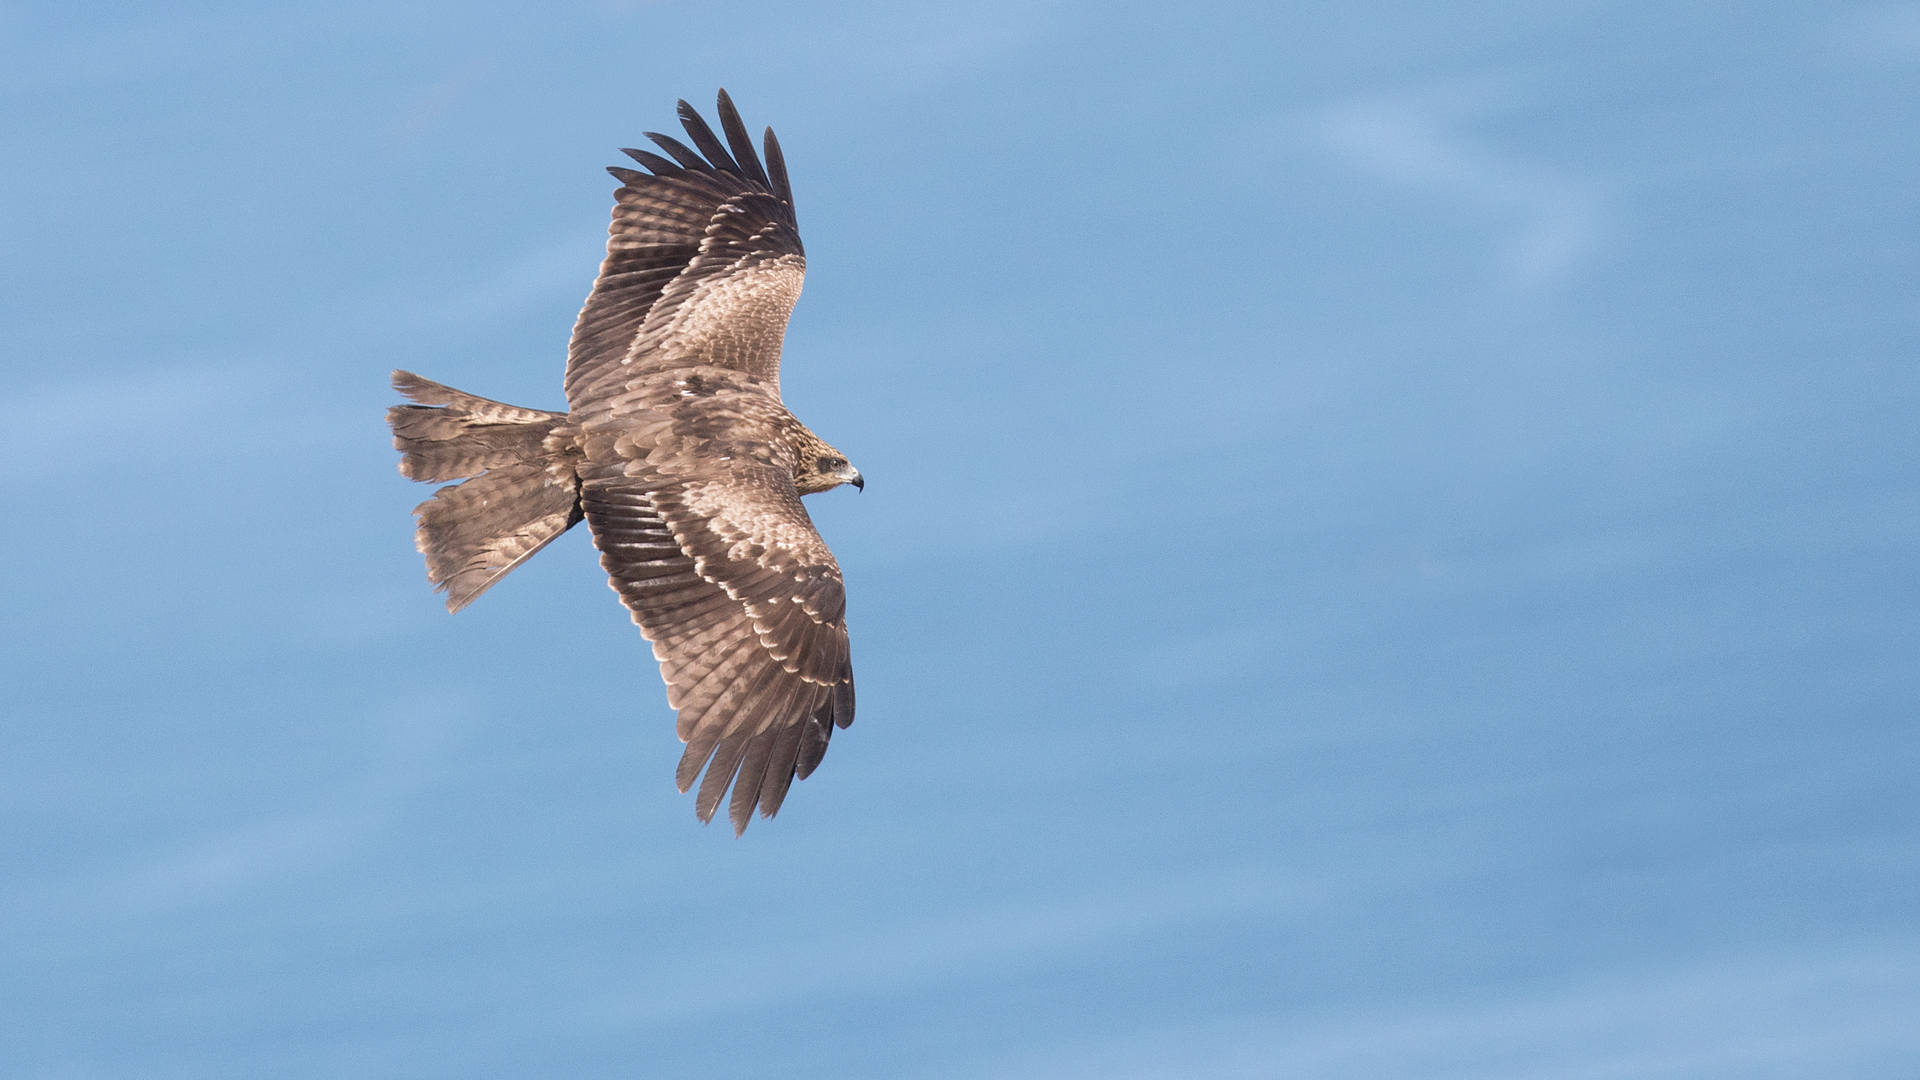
[763,126,793,208]
[714,88,771,187]
[676,97,741,176]
[643,131,707,170]
[612,95,791,206]
[618,147,682,176]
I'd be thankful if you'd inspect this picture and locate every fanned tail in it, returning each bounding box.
[387,371,582,612]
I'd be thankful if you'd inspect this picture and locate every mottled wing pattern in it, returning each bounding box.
[566,90,804,413]
[579,404,853,833]
[569,96,850,833]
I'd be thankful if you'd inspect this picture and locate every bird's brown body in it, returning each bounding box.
[387,92,861,833]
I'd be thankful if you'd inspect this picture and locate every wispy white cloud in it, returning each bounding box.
[946,937,1920,1079]
[0,366,246,484]
[414,232,601,330]
[387,57,492,145]
[108,809,372,912]
[9,695,466,917]
[573,866,1319,1029]
[1822,4,1920,62]
[793,2,1064,84]
[1316,92,1602,288]
[339,230,602,359]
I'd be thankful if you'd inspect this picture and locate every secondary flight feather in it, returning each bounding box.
[386,91,862,834]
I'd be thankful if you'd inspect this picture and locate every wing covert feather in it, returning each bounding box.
[566,93,804,413]
[579,449,852,834]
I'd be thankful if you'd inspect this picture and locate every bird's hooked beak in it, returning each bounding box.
[842,465,865,492]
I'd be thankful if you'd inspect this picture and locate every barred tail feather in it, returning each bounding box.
[387,370,581,612]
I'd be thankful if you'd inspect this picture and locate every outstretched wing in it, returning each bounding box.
[566,90,804,414]
[579,444,854,834]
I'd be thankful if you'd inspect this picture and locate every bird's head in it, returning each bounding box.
[795,446,863,496]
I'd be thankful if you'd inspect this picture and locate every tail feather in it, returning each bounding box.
[389,371,567,484]
[387,370,581,612]
[392,370,563,424]
[414,463,580,612]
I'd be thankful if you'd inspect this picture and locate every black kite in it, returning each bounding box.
[387,91,861,834]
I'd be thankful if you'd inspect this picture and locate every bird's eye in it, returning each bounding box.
[817,457,844,472]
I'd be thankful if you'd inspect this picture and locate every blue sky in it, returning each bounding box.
[3,1,1916,1077]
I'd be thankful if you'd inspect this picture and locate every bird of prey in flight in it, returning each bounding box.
[387,91,861,834]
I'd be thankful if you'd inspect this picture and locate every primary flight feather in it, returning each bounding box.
[386,91,862,834]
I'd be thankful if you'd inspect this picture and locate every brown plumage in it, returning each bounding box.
[386,91,862,834]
